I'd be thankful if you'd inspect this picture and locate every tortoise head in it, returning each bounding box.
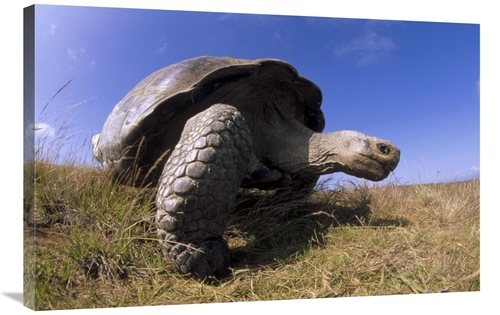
[327,130,400,181]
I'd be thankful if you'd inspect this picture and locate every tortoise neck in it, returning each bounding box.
[303,132,350,174]
[261,118,348,175]
[281,131,349,175]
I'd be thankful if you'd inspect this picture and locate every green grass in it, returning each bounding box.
[23,160,480,310]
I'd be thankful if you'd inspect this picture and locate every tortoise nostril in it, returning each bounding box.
[377,143,390,155]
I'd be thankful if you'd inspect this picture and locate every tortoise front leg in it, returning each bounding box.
[155,104,255,280]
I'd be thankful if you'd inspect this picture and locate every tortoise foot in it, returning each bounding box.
[163,237,230,280]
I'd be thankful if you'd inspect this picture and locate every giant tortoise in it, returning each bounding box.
[93,56,400,280]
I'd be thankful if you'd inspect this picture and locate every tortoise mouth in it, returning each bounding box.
[359,147,400,181]
[369,161,394,181]
[358,159,392,181]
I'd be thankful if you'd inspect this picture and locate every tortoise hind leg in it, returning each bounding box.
[155,104,255,280]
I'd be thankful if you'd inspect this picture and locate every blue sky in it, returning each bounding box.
[30,4,480,185]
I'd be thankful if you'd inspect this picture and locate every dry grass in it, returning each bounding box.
[24,83,479,310]
[23,161,480,310]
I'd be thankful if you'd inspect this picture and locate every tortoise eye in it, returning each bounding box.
[377,143,390,155]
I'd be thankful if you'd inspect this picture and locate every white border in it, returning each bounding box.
[2,1,496,314]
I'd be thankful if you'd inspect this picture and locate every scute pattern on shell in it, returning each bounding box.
[155,104,255,279]
[101,57,255,149]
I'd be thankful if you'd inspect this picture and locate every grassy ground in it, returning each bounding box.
[23,161,480,310]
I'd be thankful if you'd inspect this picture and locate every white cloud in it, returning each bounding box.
[50,23,57,35]
[155,36,168,54]
[26,123,57,162]
[32,123,55,139]
[67,47,87,62]
[334,30,396,66]
[66,47,96,71]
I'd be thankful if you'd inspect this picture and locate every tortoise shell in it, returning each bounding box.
[94,56,324,186]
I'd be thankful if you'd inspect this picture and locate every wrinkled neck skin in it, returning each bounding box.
[268,127,356,176]
[304,131,356,174]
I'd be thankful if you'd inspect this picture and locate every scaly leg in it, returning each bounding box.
[155,104,255,280]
